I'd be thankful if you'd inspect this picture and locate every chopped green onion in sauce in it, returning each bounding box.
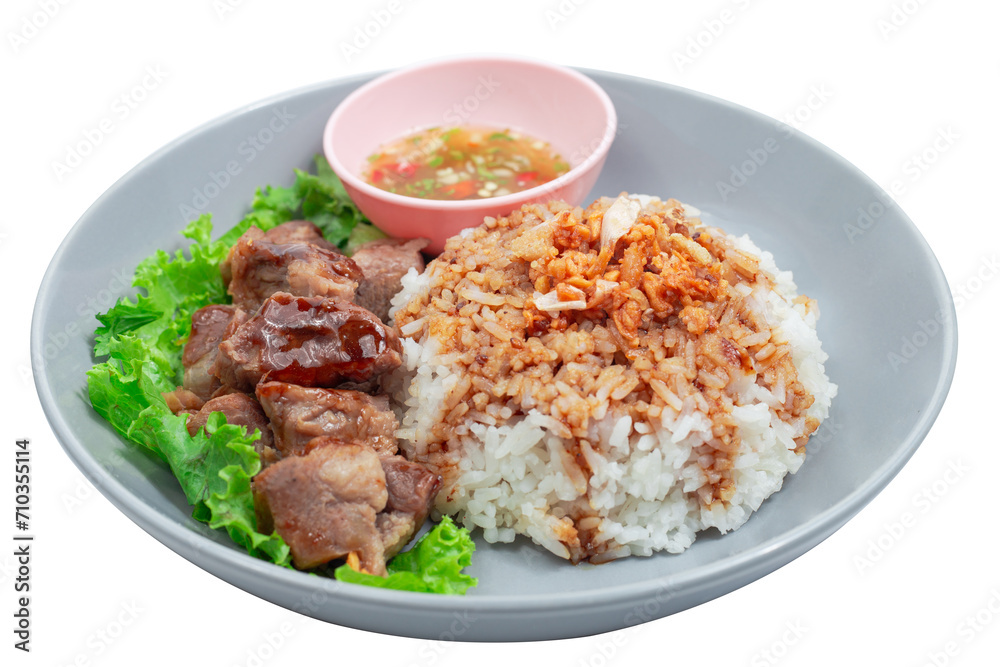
[363,125,571,201]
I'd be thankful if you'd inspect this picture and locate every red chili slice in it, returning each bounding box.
[516,171,538,186]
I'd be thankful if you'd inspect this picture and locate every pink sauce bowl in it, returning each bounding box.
[324,54,617,253]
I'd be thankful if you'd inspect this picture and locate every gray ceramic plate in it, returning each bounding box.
[32,69,957,641]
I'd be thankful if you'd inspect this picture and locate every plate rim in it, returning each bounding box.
[31,64,959,632]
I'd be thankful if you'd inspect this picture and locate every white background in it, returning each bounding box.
[2,0,997,665]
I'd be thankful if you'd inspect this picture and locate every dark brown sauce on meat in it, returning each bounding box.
[256,294,394,370]
[338,319,390,362]
[213,292,403,390]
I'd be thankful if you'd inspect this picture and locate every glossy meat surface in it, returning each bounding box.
[212,292,403,392]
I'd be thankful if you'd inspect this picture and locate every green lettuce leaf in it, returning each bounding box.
[333,516,477,594]
[87,343,292,565]
[216,184,298,247]
[86,157,474,590]
[87,216,291,567]
[93,214,230,382]
[217,155,381,254]
[344,220,389,256]
[293,155,366,247]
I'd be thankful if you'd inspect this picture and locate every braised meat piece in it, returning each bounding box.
[212,292,403,392]
[351,238,428,323]
[182,304,242,400]
[259,220,338,250]
[255,381,398,457]
[381,456,442,515]
[377,455,442,558]
[185,392,279,468]
[252,437,441,572]
[224,225,363,312]
[253,439,389,573]
[221,221,338,286]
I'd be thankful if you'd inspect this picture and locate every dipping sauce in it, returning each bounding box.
[363,125,570,201]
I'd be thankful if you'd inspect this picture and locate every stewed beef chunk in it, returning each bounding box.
[212,292,403,392]
[185,392,279,468]
[182,304,242,400]
[258,220,338,250]
[221,222,336,289]
[377,456,442,558]
[252,437,441,573]
[224,224,363,312]
[253,438,389,573]
[255,381,398,457]
[351,238,428,323]
[381,456,442,516]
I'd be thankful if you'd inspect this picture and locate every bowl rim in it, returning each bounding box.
[322,53,618,212]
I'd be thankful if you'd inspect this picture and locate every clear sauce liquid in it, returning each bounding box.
[364,125,570,201]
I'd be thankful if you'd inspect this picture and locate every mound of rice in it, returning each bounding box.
[387,195,835,563]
